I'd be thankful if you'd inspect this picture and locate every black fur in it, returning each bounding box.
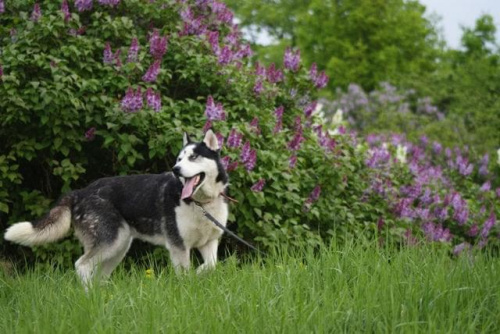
[71,173,185,249]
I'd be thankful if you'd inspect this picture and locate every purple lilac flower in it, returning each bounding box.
[266,63,283,83]
[454,208,469,225]
[224,27,239,46]
[145,88,161,112]
[306,185,322,204]
[251,179,266,192]
[314,71,329,88]
[218,46,233,65]
[98,0,120,6]
[234,44,253,59]
[456,156,473,176]
[202,120,212,133]
[0,65,3,80]
[227,160,238,172]
[75,0,93,12]
[250,117,260,134]
[283,47,300,72]
[453,242,469,256]
[366,147,391,169]
[61,0,70,23]
[432,141,442,155]
[216,6,233,23]
[149,30,168,59]
[240,142,257,171]
[205,95,226,121]
[480,181,491,192]
[255,62,266,77]
[480,212,496,238]
[422,222,452,242]
[103,42,113,64]
[309,63,317,80]
[253,80,263,95]
[394,198,414,219]
[496,187,500,198]
[215,133,224,148]
[85,127,96,141]
[206,30,220,54]
[289,155,297,169]
[468,224,479,237]
[288,117,305,151]
[31,3,41,22]
[273,106,284,133]
[434,206,448,221]
[221,156,230,170]
[142,60,161,82]
[0,0,4,14]
[420,135,429,147]
[303,101,317,118]
[127,38,140,63]
[121,87,143,112]
[227,129,243,148]
[113,49,122,68]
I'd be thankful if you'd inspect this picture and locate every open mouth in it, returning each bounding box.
[181,173,206,200]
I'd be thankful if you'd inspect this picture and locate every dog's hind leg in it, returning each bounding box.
[196,239,218,274]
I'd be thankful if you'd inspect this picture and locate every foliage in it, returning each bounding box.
[0,0,384,266]
[225,0,441,91]
[0,1,498,269]
[2,242,500,332]
[402,14,500,156]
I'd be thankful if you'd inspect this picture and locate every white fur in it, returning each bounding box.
[4,208,71,246]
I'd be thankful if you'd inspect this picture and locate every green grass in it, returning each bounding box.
[1,241,499,333]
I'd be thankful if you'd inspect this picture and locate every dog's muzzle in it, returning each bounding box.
[172,166,181,178]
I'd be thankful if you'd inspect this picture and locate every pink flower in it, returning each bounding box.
[289,155,297,169]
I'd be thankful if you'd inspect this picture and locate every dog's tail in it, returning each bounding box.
[4,195,73,247]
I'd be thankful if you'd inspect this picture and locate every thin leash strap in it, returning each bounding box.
[193,201,265,255]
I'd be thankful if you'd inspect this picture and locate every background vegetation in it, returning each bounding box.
[0,0,498,269]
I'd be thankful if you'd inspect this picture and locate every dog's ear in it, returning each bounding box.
[203,129,219,151]
[183,132,192,146]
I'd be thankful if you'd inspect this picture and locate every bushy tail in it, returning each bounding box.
[4,196,73,247]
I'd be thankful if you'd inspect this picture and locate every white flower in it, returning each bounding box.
[314,102,324,114]
[396,144,407,164]
[331,108,343,125]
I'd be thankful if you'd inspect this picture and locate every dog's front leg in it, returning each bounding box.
[196,239,218,274]
[168,246,190,274]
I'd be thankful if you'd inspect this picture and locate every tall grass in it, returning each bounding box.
[1,241,499,333]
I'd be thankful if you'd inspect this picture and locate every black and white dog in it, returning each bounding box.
[4,130,229,284]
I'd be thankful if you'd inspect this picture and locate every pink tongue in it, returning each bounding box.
[181,175,199,199]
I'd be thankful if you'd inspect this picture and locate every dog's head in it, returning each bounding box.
[173,130,228,201]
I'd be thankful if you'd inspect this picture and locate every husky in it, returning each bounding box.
[4,130,229,285]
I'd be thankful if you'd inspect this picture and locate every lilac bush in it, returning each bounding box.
[0,0,497,265]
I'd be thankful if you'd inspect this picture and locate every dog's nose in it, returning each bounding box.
[172,166,181,177]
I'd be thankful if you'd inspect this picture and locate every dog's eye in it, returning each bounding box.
[188,154,198,161]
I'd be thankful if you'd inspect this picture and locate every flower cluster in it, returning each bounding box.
[127,38,140,63]
[30,3,41,22]
[121,87,143,113]
[283,47,300,72]
[205,96,226,121]
[149,30,168,59]
[75,0,93,12]
[309,63,328,88]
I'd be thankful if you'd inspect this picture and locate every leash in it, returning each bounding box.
[193,201,265,255]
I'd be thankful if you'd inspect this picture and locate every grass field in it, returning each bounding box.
[1,241,499,333]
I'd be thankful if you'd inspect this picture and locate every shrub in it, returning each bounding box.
[0,0,384,266]
[1,1,497,268]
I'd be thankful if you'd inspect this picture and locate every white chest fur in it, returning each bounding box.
[175,199,228,249]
